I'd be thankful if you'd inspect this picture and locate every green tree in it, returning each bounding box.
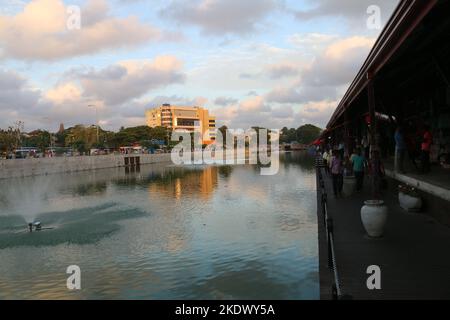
[22,130,52,152]
[0,126,21,154]
[296,124,322,145]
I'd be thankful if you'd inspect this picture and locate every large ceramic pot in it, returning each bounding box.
[361,200,388,238]
[399,192,422,212]
[342,175,356,196]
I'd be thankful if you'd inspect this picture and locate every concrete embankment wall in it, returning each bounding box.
[0,154,172,180]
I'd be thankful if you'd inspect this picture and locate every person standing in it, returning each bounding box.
[322,149,330,175]
[369,150,386,198]
[362,135,370,159]
[421,125,433,173]
[405,122,419,171]
[351,148,366,192]
[330,150,343,197]
[338,142,345,159]
[394,126,406,173]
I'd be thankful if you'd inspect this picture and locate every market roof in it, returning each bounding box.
[326,0,439,130]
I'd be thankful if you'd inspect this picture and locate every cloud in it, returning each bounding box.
[0,69,59,130]
[0,0,160,61]
[45,83,83,104]
[69,56,186,105]
[214,96,294,129]
[291,0,399,27]
[295,100,337,126]
[266,85,338,104]
[287,33,337,50]
[161,0,278,36]
[0,69,41,113]
[0,56,187,130]
[214,97,238,106]
[147,95,209,108]
[266,36,374,104]
[239,72,259,80]
[267,63,299,79]
[302,36,374,87]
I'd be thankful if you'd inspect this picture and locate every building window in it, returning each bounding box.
[177,119,196,127]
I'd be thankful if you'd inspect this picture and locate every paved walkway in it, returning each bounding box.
[384,157,450,192]
[320,168,450,299]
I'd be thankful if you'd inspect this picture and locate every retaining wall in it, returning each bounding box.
[0,154,172,179]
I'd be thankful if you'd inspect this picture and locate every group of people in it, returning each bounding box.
[394,124,433,174]
[321,147,385,198]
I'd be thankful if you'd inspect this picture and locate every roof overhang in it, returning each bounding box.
[326,0,438,130]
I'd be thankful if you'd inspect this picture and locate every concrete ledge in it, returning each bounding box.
[385,169,450,202]
[0,154,172,180]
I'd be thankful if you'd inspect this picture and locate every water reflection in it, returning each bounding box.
[0,151,319,299]
[147,166,220,200]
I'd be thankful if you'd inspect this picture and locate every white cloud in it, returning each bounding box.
[161,0,278,36]
[266,63,299,79]
[0,54,188,131]
[214,96,238,106]
[214,96,295,129]
[0,0,160,61]
[70,56,186,105]
[295,100,337,126]
[266,36,374,104]
[147,95,209,108]
[302,36,374,87]
[0,68,41,113]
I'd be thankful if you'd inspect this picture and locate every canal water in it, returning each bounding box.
[0,152,319,299]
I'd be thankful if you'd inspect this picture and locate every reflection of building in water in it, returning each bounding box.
[148,166,218,200]
[200,166,217,197]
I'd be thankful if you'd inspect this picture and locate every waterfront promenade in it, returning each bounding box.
[318,168,450,299]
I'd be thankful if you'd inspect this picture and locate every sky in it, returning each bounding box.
[0,0,399,132]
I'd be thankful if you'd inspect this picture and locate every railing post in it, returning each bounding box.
[327,217,334,269]
[332,284,338,300]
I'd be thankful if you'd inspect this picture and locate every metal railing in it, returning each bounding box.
[316,159,346,300]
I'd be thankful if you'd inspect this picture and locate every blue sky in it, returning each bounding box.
[0,0,399,131]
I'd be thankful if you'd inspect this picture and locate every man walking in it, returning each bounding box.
[351,148,366,192]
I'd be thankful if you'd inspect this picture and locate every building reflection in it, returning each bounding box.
[148,166,219,200]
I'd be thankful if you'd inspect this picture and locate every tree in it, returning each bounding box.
[296,124,322,145]
[22,130,51,152]
[280,127,297,143]
[64,125,102,151]
[0,126,21,154]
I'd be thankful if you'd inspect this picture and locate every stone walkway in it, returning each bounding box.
[319,168,450,299]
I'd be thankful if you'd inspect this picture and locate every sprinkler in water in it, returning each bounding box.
[34,222,42,231]
[28,221,42,232]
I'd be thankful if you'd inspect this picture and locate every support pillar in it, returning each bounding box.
[367,72,378,198]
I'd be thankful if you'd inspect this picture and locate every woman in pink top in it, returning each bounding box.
[421,125,433,173]
[330,150,343,197]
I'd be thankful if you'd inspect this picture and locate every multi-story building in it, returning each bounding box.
[145,104,216,144]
